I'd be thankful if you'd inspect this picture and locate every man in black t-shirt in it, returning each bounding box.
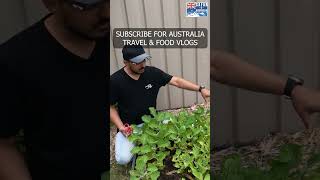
[0,0,108,180]
[110,45,210,165]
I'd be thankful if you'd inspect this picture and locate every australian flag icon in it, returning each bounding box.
[186,2,208,17]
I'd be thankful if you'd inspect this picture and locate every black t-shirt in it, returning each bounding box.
[0,15,108,180]
[110,66,172,125]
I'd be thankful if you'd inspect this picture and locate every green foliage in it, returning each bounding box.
[128,107,210,180]
[101,171,109,180]
[214,144,320,180]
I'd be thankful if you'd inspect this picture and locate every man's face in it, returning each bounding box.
[125,60,146,74]
[57,0,109,40]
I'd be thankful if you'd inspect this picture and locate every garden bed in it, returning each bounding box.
[110,103,210,180]
[212,128,320,179]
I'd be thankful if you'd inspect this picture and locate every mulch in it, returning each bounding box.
[212,128,320,175]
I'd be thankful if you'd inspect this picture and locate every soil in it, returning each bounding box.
[159,152,196,180]
[159,156,186,180]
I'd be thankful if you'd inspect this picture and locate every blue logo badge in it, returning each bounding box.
[186,2,208,17]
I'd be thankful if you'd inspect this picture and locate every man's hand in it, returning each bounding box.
[119,124,133,137]
[291,86,320,129]
[200,89,210,103]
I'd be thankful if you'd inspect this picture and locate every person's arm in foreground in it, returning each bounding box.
[110,105,131,136]
[211,50,320,128]
[0,138,31,180]
[169,77,210,102]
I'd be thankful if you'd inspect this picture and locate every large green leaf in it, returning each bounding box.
[149,171,160,180]
[149,107,157,117]
[128,134,139,143]
[147,164,158,172]
[193,171,203,180]
[278,144,302,167]
[157,140,170,148]
[221,155,241,174]
[140,145,153,154]
[204,174,210,180]
[131,146,140,154]
[129,170,141,179]
[141,115,152,123]
[135,155,149,171]
[307,152,320,168]
[145,129,158,137]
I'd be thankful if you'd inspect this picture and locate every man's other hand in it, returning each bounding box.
[291,86,320,129]
[200,89,210,103]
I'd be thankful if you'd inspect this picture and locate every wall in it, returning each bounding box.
[110,0,210,110]
[212,0,320,147]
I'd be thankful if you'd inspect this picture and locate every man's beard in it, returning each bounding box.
[132,67,145,74]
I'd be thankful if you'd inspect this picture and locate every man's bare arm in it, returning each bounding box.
[110,106,124,130]
[0,137,31,180]
[110,106,131,136]
[211,50,320,128]
[211,50,286,95]
[169,77,210,102]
